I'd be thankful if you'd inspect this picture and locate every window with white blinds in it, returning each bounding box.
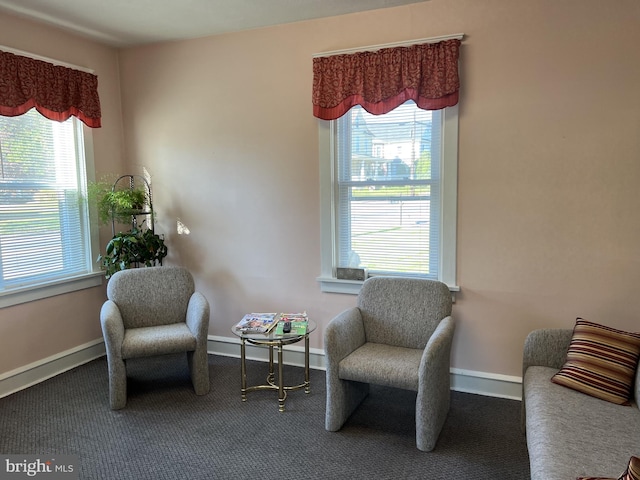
[318,100,459,293]
[0,109,96,295]
[335,101,442,277]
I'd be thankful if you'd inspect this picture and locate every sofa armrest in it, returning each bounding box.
[521,328,573,432]
[523,328,573,376]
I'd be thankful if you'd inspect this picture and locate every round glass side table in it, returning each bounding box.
[231,318,317,412]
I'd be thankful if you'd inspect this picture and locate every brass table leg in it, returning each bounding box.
[278,342,285,412]
[304,334,310,394]
[239,331,311,411]
[240,337,247,402]
[267,344,275,385]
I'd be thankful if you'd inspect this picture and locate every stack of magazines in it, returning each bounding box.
[234,313,280,334]
[234,311,309,335]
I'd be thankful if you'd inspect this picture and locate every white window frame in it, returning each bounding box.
[0,108,102,309]
[317,104,460,295]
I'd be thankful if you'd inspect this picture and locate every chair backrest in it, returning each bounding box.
[107,266,195,329]
[357,277,452,349]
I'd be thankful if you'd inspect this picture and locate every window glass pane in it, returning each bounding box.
[0,109,91,290]
[335,101,442,278]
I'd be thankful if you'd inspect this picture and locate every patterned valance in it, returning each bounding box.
[0,50,101,128]
[312,39,461,120]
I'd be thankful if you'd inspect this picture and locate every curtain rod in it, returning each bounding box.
[313,33,464,58]
[0,44,95,74]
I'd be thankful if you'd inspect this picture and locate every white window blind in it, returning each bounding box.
[334,101,442,278]
[0,109,93,292]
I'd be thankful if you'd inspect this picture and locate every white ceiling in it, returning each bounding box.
[0,0,427,48]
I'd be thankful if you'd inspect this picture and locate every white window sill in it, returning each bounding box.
[0,271,104,308]
[317,276,460,300]
[317,276,366,295]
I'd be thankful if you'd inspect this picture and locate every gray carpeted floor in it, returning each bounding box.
[0,354,531,479]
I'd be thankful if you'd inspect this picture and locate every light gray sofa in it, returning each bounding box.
[522,329,640,480]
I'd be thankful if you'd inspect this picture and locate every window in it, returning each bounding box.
[0,109,101,306]
[318,101,459,294]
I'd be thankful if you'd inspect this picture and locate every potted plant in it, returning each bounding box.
[97,226,168,279]
[87,179,149,226]
[87,174,168,278]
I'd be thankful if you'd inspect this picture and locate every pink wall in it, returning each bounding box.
[0,14,124,373]
[119,0,640,377]
[2,0,640,381]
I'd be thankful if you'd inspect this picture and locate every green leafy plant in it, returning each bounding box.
[87,180,149,225]
[98,227,168,279]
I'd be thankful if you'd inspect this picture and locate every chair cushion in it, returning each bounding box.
[339,342,423,391]
[551,318,640,405]
[122,323,197,359]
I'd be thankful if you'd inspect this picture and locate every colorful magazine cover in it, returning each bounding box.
[274,321,308,336]
[234,313,280,333]
[275,312,308,335]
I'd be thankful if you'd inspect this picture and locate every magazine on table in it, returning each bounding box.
[234,313,280,334]
[280,312,308,322]
[275,312,308,335]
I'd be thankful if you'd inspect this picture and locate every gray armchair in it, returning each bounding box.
[100,266,210,410]
[324,277,454,451]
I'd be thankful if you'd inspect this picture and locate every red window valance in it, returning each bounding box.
[312,39,461,120]
[0,50,101,128]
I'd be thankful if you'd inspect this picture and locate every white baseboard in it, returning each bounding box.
[0,336,523,401]
[208,335,326,371]
[0,339,106,399]
[450,368,522,400]
[208,336,523,401]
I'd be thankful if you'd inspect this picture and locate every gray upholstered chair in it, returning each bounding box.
[100,266,210,410]
[324,276,454,451]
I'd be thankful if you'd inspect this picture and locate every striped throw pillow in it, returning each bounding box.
[551,318,640,405]
[624,457,640,480]
[577,455,640,480]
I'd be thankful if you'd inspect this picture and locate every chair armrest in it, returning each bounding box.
[100,300,125,359]
[419,316,455,382]
[324,307,366,368]
[186,292,210,343]
[522,328,573,376]
[416,315,455,450]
